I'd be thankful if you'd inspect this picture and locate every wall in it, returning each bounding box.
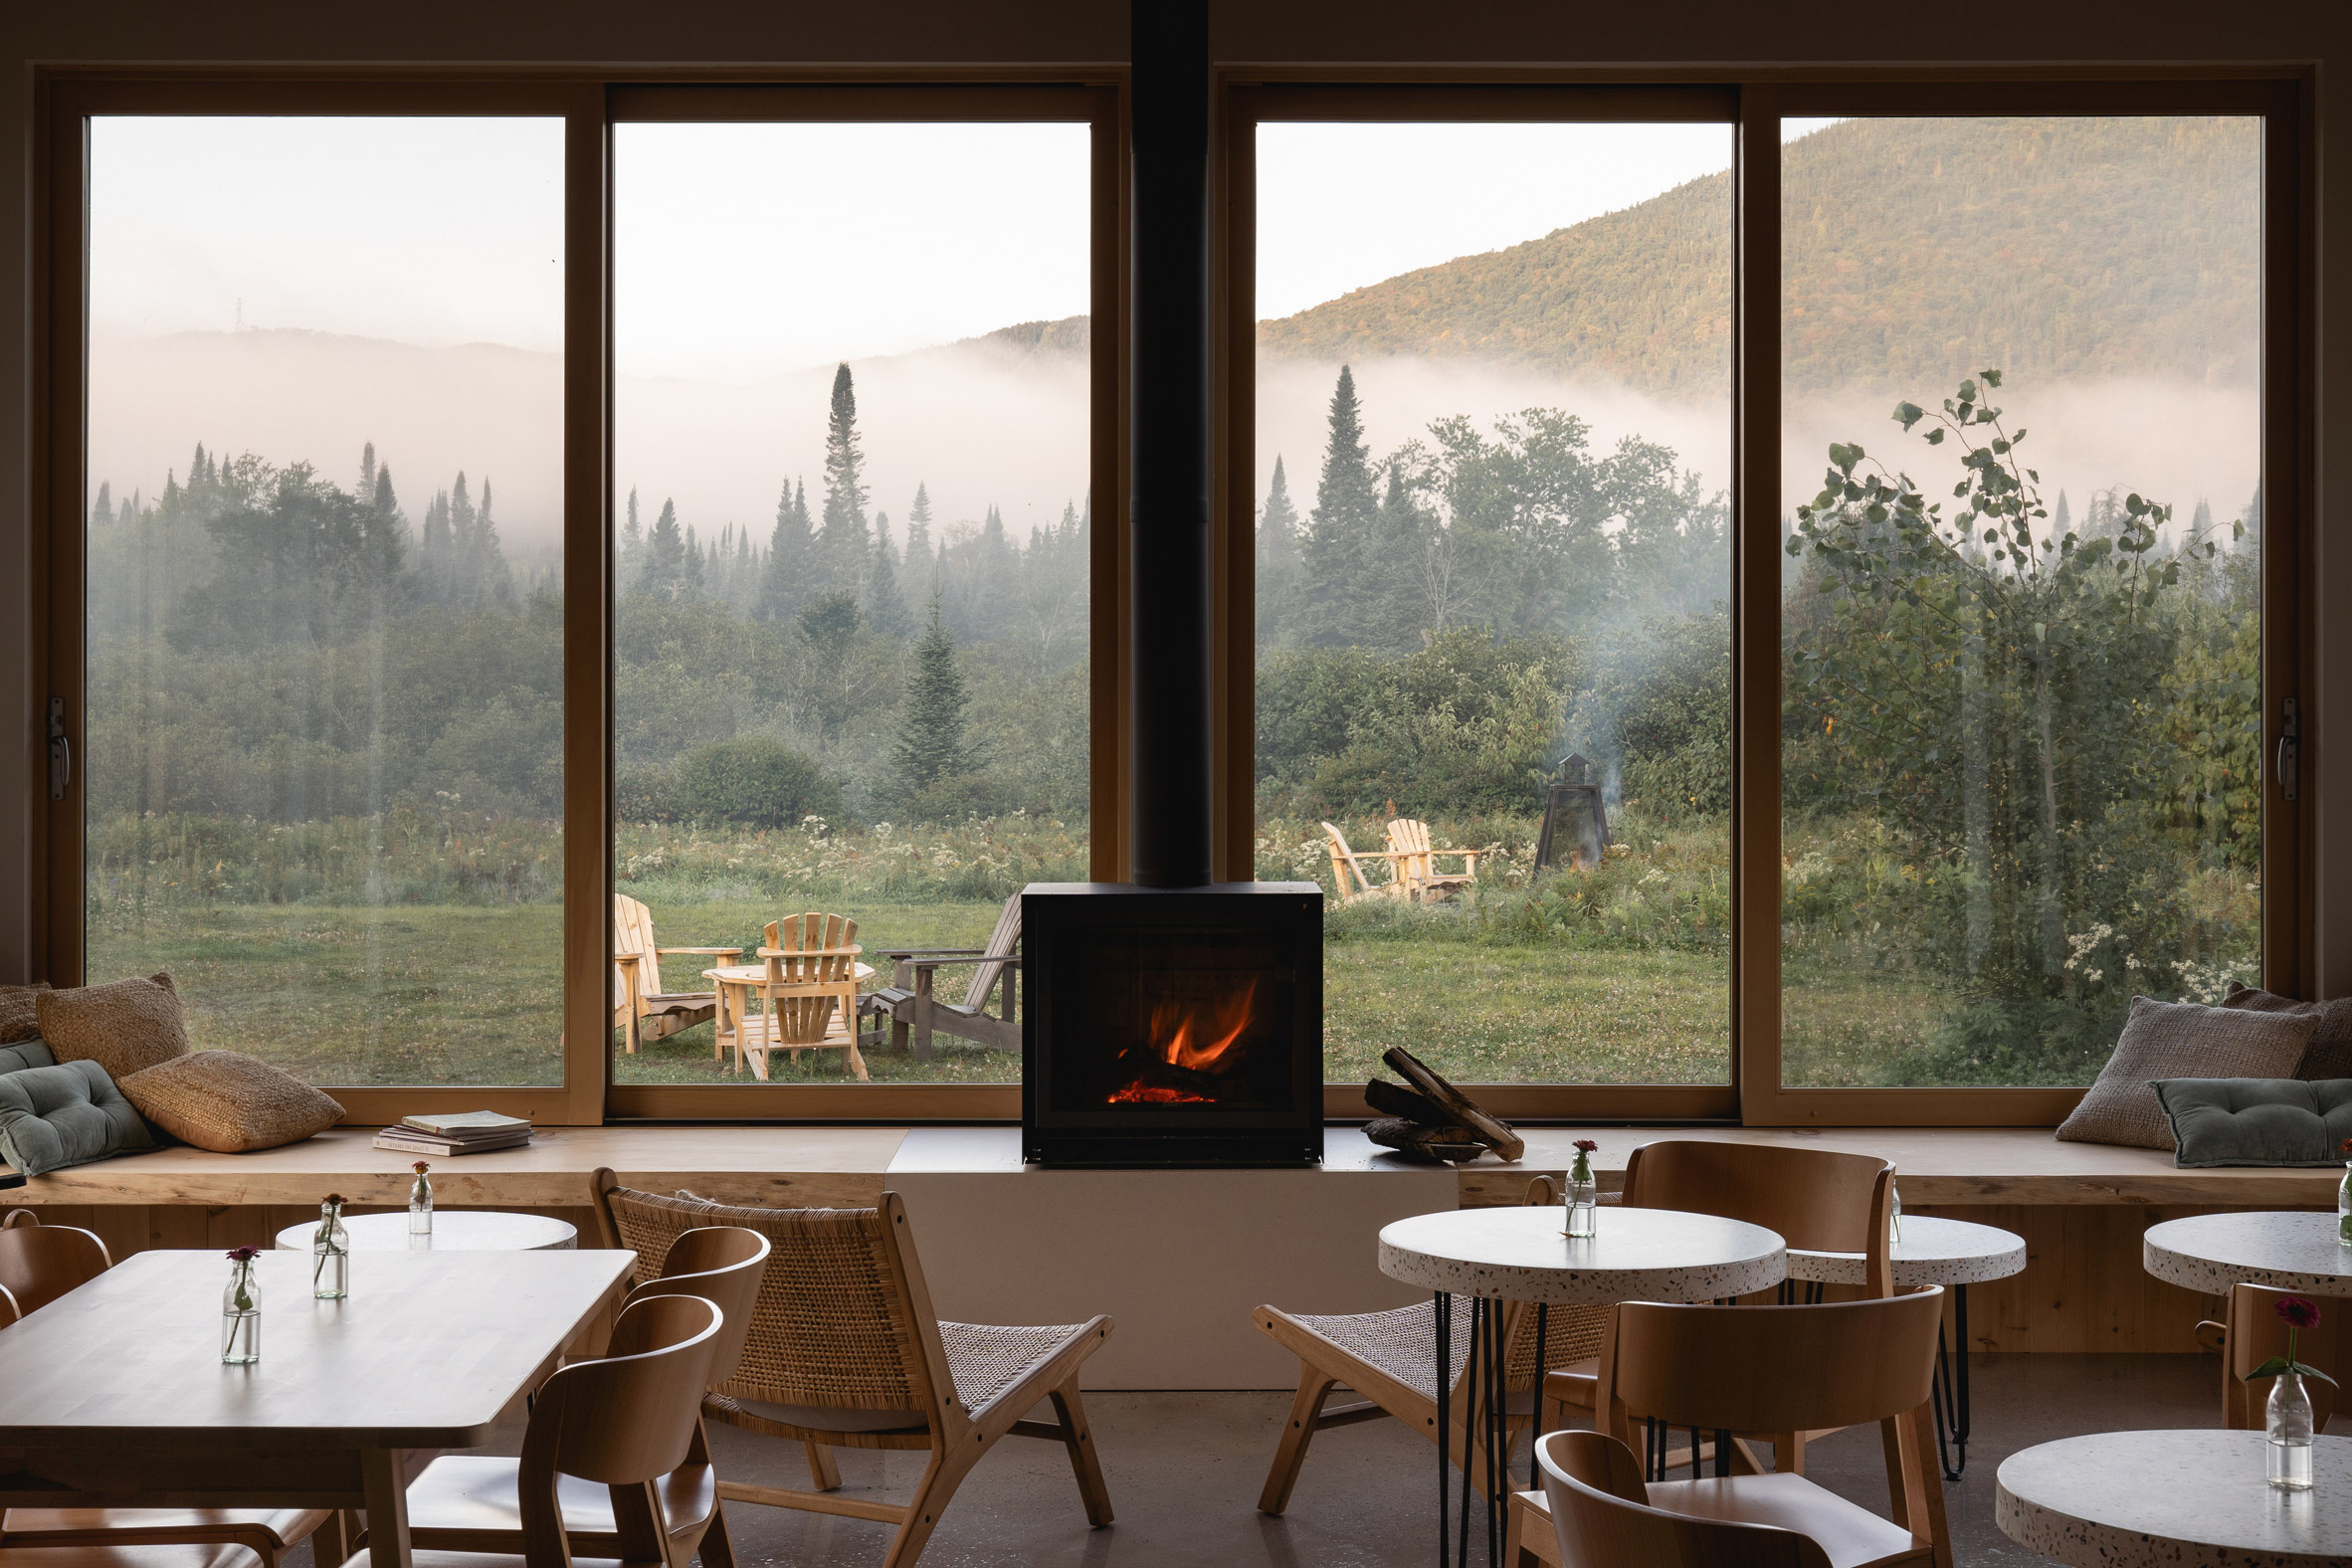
[2,0,2345,991]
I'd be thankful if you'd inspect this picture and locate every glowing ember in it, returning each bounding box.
[1105,979,1260,1104]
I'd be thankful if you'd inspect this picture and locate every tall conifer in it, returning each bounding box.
[92,481,112,527]
[818,363,872,598]
[1258,454,1302,636]
[760,476,812,621]
[640,497,685,598]
[891,595,971,796]
[1301,365,1380,645]
[868,510,913,636]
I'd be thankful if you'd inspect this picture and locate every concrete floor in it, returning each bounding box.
[286,1352,2223,1568]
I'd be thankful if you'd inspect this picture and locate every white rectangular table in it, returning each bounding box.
[0,1248,632,1568]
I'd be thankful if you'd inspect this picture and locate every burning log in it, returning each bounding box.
[1364,1116,1488,1164]
[1369,1045,1525,1163]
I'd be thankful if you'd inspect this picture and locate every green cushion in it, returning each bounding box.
[0,1039,55,1075]
[0,1060,155,1177]
[2151,1078,2352,1167]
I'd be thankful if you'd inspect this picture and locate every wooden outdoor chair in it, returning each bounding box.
[612,893,741,1055]
[1255,1177,1603,1513]
[2201,1281,2343,1432]
[1511,1291,1953,1568]
[0,1217,332,1568]
[336,1293,724,1568]
[862,890,1023,1061]
[1534,1431,1832,1568]
[722,913,867,1080]
[1320,822,1398,902]
[1540,1141,1895,1443]
[407,1226,770,1568]
[590,1175,1113,1568]
[1386,818,1480,902]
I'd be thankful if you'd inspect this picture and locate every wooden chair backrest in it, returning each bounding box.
[1321,822,1380,899]
[1601,1289,1943,1436]
[761,913,862,1046]
[614,893,664,1004]
[0,1280,19,1326]
[518,1289,719,1568]
[1623,1139,1895,1293]
[626,1224,772,1389]
[1386,818,1436,886]
[1537,1432,1832,1568]
[0,1217,110,1316]
[960,893,1024,1015]
[590,1174,958,1439]
[2230,1282,2341,1430]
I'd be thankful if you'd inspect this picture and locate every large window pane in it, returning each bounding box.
[1253,121,1735,1085]
[85,116,566,1085]
[611,120,1091,1086]
[1779,115,2262,1086]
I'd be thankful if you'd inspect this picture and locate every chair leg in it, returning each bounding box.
[1049,1378,1114,1527]
[881,1448,975,1568]
[1259,1367,1338,1515]
[693,1497,737,1568]
[803,1441,843,1491]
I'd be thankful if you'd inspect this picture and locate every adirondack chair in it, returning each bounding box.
[1320,822,1400,902]
[732,913,868,1080]
[861,891,1023,1062]
[612,893,742,1054]
[1387,818,1480,903]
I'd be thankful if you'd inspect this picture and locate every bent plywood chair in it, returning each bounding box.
[1534,1431,1832,1568]
[1386,817,1480,903]
[613,893,741,1055]
[591,1175,1113,1568]
[1511,1291,1953,1568]
[862,891,1023,1062]
[1255,1177,1601,1514]
[0,1218,333,1568]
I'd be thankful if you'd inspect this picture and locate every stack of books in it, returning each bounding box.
[373,1110,534,1156]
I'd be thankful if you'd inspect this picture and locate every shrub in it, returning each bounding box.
[675,735,841,829]
[614,764,677,824]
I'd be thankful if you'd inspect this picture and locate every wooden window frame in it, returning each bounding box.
[1219,72,2313,1129]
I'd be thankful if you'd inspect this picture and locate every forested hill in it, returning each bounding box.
[1256,115,2258,398]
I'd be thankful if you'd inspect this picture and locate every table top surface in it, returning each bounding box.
[704,962,876,983]
[1786,1215,2028,1286]
[273,1211,579,1253]
[0,1248,632,1448]
[1378,1204,1786,1304]
[2143,1211,2352,1296]
[1996,1430,2352,1567]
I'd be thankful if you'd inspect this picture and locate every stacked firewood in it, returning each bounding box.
[1362,1046,1524,1164]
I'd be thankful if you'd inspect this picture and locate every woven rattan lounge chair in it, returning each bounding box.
[591,1171,1114,1568]
[1254,1176,1599,1513]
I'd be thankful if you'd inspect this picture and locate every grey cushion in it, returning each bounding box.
[2153,1078,2352,1167]
[0,1060,156,1177]
[2057,996,2317,1150]
[0,1039,55,1075]
[2219,982,2352,1081]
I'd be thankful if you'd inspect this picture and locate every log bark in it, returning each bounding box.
[1363,1078,1450,1125]
[1380,1046,1524,1161]
[1363,1117,1487,1164]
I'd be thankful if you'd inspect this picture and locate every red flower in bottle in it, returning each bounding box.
[2277,1297,2323,1331]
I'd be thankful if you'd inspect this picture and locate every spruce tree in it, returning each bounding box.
[1258,454,1302,636]
[903,484,935,595]
[1301,365,1381,646]
[620,486,645,589]
[760,476,812,621]
[420,490,452,603]
[891,595,971,798]
[474,477,515,606]
[817,363,872,598]
[868,511,914,637]
[92,481,112,527]
[359,442,377,500]
[640,497,685,598]
[683,524,706,600]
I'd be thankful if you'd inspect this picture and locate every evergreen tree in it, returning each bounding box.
[639,497,685,598]
[420,490,452,603]
[890,595,971,798]
[868,511,913,637]
[1375,458,1436,646]
[760,476,812,622]
[903,484,936,595]
[1300,365,1381,645]
[817,363,872,598]
[1257,454,1302,636]
[2053,490,2071,537]
[2190,497,2214,537]
[92,481,112,527]
[471,477,515,606]
[359,442,377,501]
[620,486,645,589]
[683,523,706,600]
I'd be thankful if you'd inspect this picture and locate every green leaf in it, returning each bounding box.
[1894,401,1924,430]
[1981,368,2003,387]
[1924,428,1946,446]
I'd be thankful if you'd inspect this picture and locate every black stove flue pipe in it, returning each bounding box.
[1127,0,1215,889]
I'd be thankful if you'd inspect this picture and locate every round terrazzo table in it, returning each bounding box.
[1379,1205,1787,1568]
[275,1211,577,1253]
[1997,1430,2352,1567]
[2144,1211,2352,1296]
[1786,1215,2027,1479]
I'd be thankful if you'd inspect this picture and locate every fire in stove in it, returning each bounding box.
[1105,979,1260,1104]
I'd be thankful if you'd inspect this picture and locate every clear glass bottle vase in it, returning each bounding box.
[2267,1369,2315,1490]
[2337,1162,2351,1248]
[1565,1176,1598,1238]
[221,1261,261,1365]
[409,1171,434,1237]
[312,1205,349,1299]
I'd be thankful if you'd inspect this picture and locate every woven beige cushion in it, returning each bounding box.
[2057,996,2316,1151]
[117,1050,344,1153]
[38,973,189,1079]
[2220,981,2352,1081]
[0,982,50,1045]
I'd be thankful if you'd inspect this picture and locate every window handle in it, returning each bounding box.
[2277,695,2300,803]
[47,696,69,802]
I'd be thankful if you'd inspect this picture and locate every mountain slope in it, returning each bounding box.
[1258,115,2259,398]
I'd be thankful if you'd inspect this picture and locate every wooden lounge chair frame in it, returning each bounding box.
[862,891,1023,1062]
[613,893,741,1055]
[591,1174,1113,1568]
[1320,822,1401,902]
[724,914,867,1080]
[1386,817,1481,902]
